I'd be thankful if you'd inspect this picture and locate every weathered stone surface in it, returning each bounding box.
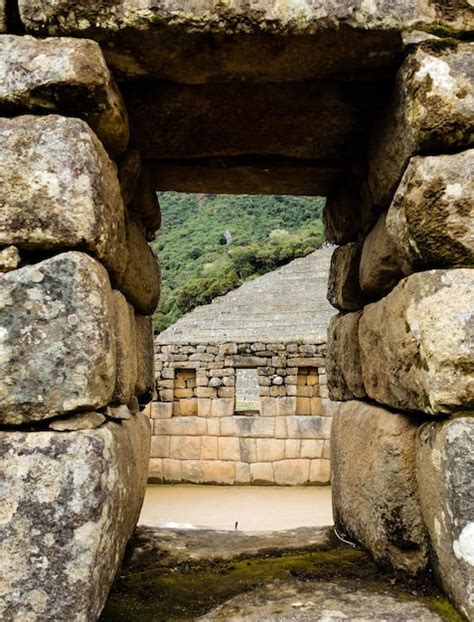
[49,411,106,431]
[0,35,129,156]
[127,80,378,161]
[17,1,473,82]
[0,115,127,280]
[0,415,150,621]
[0,246,20,272]
[332,401,428,574]
[0,252,116,425]
[151,156,342,197]
[0,2,5,32]
[112,290,137,405]
[359,269,474,415]
[327,312,366,401]
[327,242,366,311]
[369,42,474,208]
[135,314,155,403]
[416,417,474,621]
[359,212,402,298]
[386,149,474,274]
[129,165,162,240]
[117,213,161,314]
[323,183,362,245]
[202,579,444,621]
[106,404,132,421]
[117,148,142,206]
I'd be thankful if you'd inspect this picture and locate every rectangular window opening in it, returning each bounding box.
[235,368,260,415]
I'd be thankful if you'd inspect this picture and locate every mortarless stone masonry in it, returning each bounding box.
[0,4,472,620]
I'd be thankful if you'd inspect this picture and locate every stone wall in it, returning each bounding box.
[326,41,474,620]
[0,39,158,619]
[150,341,334,485]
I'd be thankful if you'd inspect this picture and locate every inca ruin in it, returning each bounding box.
[0,1,473,620]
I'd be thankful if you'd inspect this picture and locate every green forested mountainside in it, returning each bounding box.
[151,193,325,332]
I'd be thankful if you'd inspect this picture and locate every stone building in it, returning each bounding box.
[151,247,338,485]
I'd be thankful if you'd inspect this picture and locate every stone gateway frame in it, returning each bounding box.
[0,2,472,620]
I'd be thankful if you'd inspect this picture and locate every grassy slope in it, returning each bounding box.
[151,193,326,332]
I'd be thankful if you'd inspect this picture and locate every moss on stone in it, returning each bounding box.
[100,546,462,621]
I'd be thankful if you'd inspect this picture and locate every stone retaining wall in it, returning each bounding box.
[325,41,474,620]
[150,341,334,485]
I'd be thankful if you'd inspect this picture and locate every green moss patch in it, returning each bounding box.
[100,546,462,621]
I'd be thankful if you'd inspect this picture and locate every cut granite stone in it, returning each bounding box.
[416,417,474,622]
[201,579,443,621]
[135,314,155,404]
[369,42,474,208]
[327,312,366,401]
[117,148,142,206]
[386,149,474,274]
[126,80,378,161]
[48,411,106,431]
[323,183,362,245]
[0,115,127,281]
[359,212,403,299]
[117,213,161,314]
[112,290,137,405]
[0,252,116,425]
[0,414,150,622]
[17,1,473,82]
[327,242,366,311]
[359,269,474,415]
[0,35,129,156]
[331,401,428,575]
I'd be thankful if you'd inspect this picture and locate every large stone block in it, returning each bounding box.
[359,212,402,299]
[327,312,366,401]
[331,401,428,574]
[117,213,161,314]
[386,149,474,275]
[369,43,474,208]
[273,459,310,485]
[112,290,137,405]
[327,243,366,311]
[286,416,332,440]
[323,183,362,245]
[135,314,155,404]
[0,252,116,425]
[0,115,127,279]
[359,269,474,415]
[0,414,150,621]
[0,35,129,156]
[16,1,473,83]
[416,417,474,621]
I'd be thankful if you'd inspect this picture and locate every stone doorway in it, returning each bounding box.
[0,5,472,621]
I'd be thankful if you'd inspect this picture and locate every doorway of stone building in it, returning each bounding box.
[142,191,336,531]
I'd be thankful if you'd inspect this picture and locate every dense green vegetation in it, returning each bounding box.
[151,193,326,332]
